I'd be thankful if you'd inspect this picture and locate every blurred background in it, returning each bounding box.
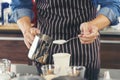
[0,0,120,79]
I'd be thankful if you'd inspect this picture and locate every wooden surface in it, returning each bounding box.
[0,29,31,64]
[0,24,19,30]
[0,40,29,64]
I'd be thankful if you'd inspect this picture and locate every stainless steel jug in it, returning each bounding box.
[28,33,53,64]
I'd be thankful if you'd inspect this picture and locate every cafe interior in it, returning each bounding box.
[0,0,120,80]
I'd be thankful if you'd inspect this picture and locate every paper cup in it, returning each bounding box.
[53,53,71,67]
[53,53,71,76]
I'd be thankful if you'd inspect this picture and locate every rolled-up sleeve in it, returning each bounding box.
[10,0,34,22]
[97,0,120,25]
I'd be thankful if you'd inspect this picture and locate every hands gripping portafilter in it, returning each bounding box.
[28,33,53,64]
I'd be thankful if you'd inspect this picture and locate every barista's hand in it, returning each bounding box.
[23,27,40,49]
[78,22,99,44]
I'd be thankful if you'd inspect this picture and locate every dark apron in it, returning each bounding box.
[35,0,100,80]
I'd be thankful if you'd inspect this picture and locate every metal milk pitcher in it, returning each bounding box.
[28,33,53,64]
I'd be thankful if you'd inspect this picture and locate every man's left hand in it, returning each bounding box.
[78,22,99,44]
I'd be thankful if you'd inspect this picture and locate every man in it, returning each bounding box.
[10,0,120,80]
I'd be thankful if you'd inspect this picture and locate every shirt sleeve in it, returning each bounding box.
[97,0,120,25]
[10,0,34,22]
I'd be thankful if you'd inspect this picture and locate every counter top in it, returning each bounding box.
[0,24,19,30]
[1,24,120,35]
[100,26,120,36]
[100,31,120,36]
[0,24,21,34]
[0,23,34,33]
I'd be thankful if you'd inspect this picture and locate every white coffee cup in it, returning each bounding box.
[53,53,71,67]
[53,53,71,76]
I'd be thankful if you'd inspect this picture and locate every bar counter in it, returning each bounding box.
[0,24,21,34]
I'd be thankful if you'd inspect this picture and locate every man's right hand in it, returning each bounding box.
[23,27,40,49]
[17,16,40,49]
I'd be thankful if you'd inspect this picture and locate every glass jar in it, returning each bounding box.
[0,59,11,80]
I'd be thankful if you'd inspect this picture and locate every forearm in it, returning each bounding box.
[89,14,111,30]
[17,16,32,34]
[16,16,40,49]
[97,0,120,26]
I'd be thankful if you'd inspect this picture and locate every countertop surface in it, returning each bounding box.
[100,23,120,35]
[0,23,120,35]
[10,64,120,80]
[100,31,120,36]
[0,24,19,30]
[0,24,21,34]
